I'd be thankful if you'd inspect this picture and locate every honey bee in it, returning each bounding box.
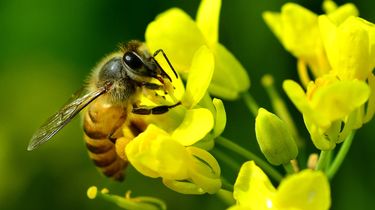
[28,40,180,181]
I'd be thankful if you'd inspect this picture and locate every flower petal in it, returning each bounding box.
[172,108,214,146]
[364,73,375,123]
[196,0,221,47]
[162,179,205,195]
[213,98,226,137]
[326,3,358,24]
[264,3,320,58]
[280,3,320,57]
[318,15,337,71]
[265,3,331,77]
[182,45,214,108]
[262,11,283,42]
[276,170,331,210]
[186,147,221,194]
[232,161,276,209]
[145,8,206,75]
[322,0,337,13]
[126,124,190,180]
[329,17,373,80]
[283,80,330,128]
[209,43,250,100]
[311,80,370,122]
[125,127,161,178]
[304,118,337,150]
[369,28,375,70]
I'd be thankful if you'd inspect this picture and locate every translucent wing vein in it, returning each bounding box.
[28,87,107,151]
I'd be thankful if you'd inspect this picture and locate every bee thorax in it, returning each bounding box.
[107,79,137,104]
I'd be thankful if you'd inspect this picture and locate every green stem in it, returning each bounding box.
[241,92,259,117]
[316,150,330,171]
[324,150,333,172]
[220,178,234,192]
[327,132,355,179]
[283,162,294,174]
[216,136,283,182]
[215,188,235,206]
[97,193,166,210]
[211,148,241,171]
[261,74,303,148]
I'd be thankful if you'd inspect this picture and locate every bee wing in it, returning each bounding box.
[27,86,108,151]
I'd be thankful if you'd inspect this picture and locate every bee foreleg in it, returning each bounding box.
[132,102,181,115]
[142,82,163,90]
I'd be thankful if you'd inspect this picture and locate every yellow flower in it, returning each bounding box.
[283,75,370,150]
[126,124,221,194]
[319,16,375,81]
[145,0,250,100]
[318,15,375,124]
[279,8,375,150]
[263,1,358,86]
[228,161,331,210]
[123,46,225,194]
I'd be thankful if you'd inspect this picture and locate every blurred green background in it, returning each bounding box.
[0,0,374,209]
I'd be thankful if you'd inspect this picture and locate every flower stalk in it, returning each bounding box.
[327,132,355,179]
[316,150,331,171]
[215,136,283,182]
[241,92,259,117]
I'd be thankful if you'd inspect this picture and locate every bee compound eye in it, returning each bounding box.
[123,51,144,70]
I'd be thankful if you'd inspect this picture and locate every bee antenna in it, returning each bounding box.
[152,49,178,79]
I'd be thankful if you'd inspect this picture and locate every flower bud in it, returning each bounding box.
[87,186,98,199]
[255,108,298,165]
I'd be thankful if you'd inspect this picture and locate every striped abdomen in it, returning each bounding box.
[83,96,128,181]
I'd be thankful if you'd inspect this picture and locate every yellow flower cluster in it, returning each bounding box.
[264,0,374,150]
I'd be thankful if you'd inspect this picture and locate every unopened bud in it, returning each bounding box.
[255,108,298,165]
[87,186,98,199]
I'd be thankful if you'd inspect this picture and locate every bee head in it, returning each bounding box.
[97,50,160,85]
[96,41,176,102]
[96,50,166,102]
[122,50,161,82]
[121,41,173,84]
